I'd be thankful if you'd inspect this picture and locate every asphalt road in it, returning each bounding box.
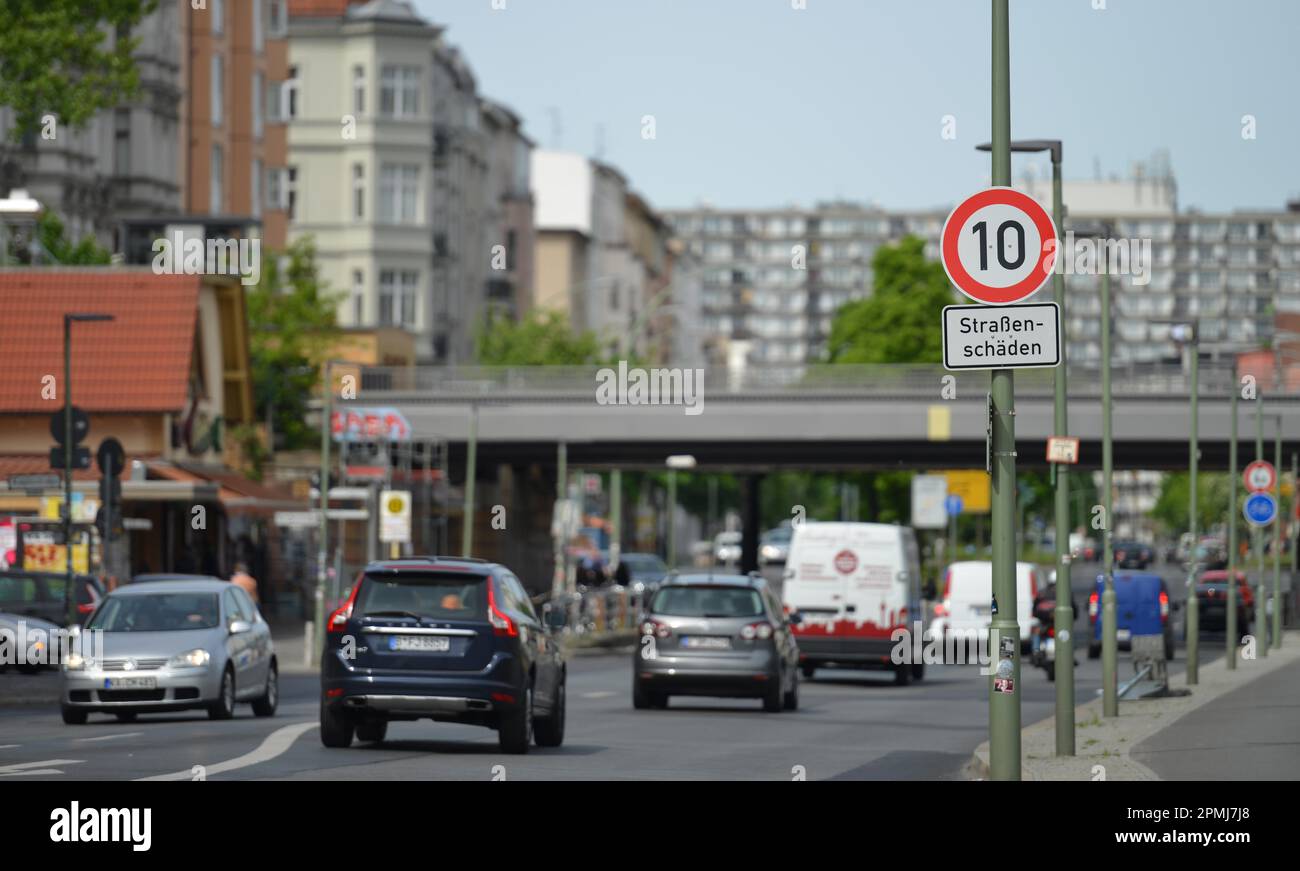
[0,557,1216,781]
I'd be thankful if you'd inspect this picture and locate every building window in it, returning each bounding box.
[379,269,418,326]
[212,0,224,35]
[113,109,130,175]
[283,66,299,120]
[353,65,366,115]
[252,71,263,139]
[353,163,365,220]
[268,0,287,37]
[252,0,263,50]
[378,164,419,224]
[266,166,280,211]
[210,144,224,213]
[352,269,365,324]
[252,158,262,218]
[286,166,297,219]
[211,54,224,127]
[266,77,281,122]
[379,66,419,118]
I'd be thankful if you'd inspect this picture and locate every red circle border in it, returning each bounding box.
[941,187,1058,305]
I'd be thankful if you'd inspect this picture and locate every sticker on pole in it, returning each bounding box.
[942,302,1061,370]
[1243,460,1275,494]
[1243,492,1276,527]
[941,187,1058,305]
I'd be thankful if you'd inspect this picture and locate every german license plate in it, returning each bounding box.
[104,676,156,690]
[682,636,731,650]
[390,635,451,652]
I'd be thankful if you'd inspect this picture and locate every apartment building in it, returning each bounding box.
[665,161,1300,371]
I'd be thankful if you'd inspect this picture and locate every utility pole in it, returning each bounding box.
[1185,327,1200,685]
[552,442,568,599]
[1226,371,1239,670]
[987,0,1021,780]
[461,403,478,557]
[316,361,332,660]
[1254,393,1268,656]
[1101,228,1118,718]
[1273,417,1283,649]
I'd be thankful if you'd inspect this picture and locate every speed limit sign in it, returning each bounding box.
[1243,459,1276,494]
[941,187,1058,305]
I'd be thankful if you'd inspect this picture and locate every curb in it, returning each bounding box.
[970,631,1300,780]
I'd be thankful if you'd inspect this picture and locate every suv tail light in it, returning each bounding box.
[1159,590,1169,623]
[487,581,518,637]
[327,580,362,634]
[740,621,774,641]
[640,618,671,639]
[1088,591,1099,623]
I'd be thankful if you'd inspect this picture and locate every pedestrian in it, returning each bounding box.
[231,561,259,603]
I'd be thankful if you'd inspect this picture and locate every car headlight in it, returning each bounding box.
[167,648,211,669]
[64,652,88,670]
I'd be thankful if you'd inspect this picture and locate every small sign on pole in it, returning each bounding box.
[911,475,948,530]
[379,490,412,543]
[1243,460,1276,494]
[1046,436,1080,464]
[942,303,1061,371]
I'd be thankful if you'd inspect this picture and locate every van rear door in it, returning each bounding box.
[783,525,845,626]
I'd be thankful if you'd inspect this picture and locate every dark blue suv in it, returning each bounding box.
[320,557,566,754]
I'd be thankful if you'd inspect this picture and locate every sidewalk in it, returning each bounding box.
[970,631,1300,780]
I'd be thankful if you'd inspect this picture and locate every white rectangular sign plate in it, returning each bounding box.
[942,302,1061,371]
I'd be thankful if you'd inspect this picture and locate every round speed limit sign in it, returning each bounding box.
[941,187,1058,305]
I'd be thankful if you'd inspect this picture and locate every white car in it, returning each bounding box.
[713,531,742,565]
[930,561,1040,652]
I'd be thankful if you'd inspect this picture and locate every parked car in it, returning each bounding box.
[319,556,566,754]
[1112,540,1154,570]
[713,531,742,566]
[634,572,799,711]
[1087,571,1175,660]
[0,611,63,673]
[782,521,925,684]
[60,579,277,724]
[931,560,1040,653]
[759,525,793,566]
[0,570,104,626]
[1192,570,1253,635]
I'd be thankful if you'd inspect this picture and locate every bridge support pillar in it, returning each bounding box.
[740,474,761,574]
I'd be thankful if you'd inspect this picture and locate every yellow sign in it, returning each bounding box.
[23,542,89,574]
[926,405,951,441]
[943,470,991,514]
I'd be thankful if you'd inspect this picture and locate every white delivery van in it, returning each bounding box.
[781,522,925,684]
[930,560,1039,653]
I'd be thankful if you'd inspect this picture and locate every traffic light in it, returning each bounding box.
[49,406,91,471]
[96,438,126,541]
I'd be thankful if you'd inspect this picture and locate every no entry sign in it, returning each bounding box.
[941,187,1058,305]
[1243,460,1276,494]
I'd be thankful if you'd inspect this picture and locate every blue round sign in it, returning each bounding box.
[945,495,964,517]
[1244,492,1277,526]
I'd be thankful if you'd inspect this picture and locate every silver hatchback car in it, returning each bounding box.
[61,579,277,724]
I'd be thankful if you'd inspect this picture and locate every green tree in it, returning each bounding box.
[826,235,955,364]
[474,308,607,366]
[1151,472,1231,535]
[0,0,158,140]
[34,211,111,264]
[244,238,343,460]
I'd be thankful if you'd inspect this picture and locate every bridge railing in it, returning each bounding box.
[349,361,1281,399]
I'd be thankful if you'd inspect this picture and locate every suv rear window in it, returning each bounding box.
[651,585,763,618]
[356,572,486,621]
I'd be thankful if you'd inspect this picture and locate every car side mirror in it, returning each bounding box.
[228,619,252,635]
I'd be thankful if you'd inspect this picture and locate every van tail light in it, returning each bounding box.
[1029,570,1038,600]
[487,582,518,637]
[1088,591,1099,623]
[1046,625,1055,638]
[933,601,949,618]
[77,603,95,615]
[641,618,671,639]
[740,621,774,641]
[327,580,362,634]
[1159,590,1169,623]
[942,568,952,600]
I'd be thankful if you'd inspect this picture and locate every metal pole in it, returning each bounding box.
[987,0,1020,780]
[610,469,623,573]
[1185,337,1199,684]
[63,316,75,626]
[1254,393,1268,656]
[315,362,331,659]
[1273,417,1282,649]
[1101,233,1118,717]
[552,442,567,599]
[461,403,478,557]
[666,469,677,569]
[1226,373,1238,670]
[1049,150,1074,756]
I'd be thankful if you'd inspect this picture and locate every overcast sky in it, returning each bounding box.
[415,0,1299,213]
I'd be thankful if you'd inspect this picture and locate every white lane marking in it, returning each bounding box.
[75,732,142,743]
[135,721,317,781]
[582,691,616,699]
[0,745,20,750]
[0,759,83,777]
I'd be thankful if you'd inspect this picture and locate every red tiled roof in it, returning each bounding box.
[0,271,200,413]
[0,455,129,482]
[288,0,369,16]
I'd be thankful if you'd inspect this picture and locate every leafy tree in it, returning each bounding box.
[0,0,158,141]
[826,235,955,364]
[474,308,607,366]
[244,238,343,459]
[34,211,111,264]
[1151,472,1232,536]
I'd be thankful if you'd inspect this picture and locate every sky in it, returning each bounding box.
[414,0,1300,213]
